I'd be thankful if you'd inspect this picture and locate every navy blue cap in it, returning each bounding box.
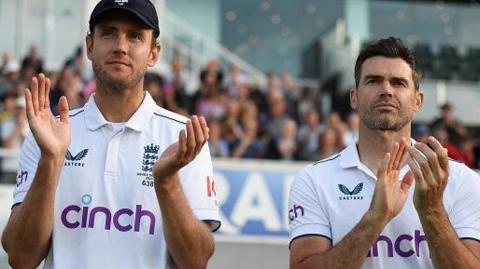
[89,0,160,37]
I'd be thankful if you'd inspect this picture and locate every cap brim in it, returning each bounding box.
[90,7,158,34]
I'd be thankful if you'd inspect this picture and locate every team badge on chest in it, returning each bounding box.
[137,143,160,187]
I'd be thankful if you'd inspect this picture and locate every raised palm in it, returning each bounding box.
[370,139,414,223]
[152,116,208,181]
[25,74,71,158]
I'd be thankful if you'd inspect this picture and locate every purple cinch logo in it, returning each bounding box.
[288,204,305,222]
[61,194,156,235]
[367,230,428,258]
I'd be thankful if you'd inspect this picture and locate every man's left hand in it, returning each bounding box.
[152,115,209,182]
[407,136,449,215]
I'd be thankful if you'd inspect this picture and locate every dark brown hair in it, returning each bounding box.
[354,37,421,90]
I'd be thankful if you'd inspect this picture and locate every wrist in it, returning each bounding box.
[154,173,181,192]
[365,209,389,228]
[417,204,447,222]
[40,151,66,166]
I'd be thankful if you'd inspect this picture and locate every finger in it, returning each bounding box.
[388,142,399,172]
[176,129,187,161]
[407,148,429,188]
[191,116,204,154]
[24,88,35,120]
[200,116,209,143]
[414,142,440,171]
[392,140,407,170]
[377,152,390,180]
[38,73,45,110]
[413,143,439,185]
[427,136,449,171]
[44,77,51,109]
[57,96,70,124]
[185,119,196,158]
[31,77,39,113]
[400,171,414,193]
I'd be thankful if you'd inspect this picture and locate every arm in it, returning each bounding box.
[290,211,388,269]
[1,74,70,268]
[408,137,480,269]
[290,139,414,269]
[153,116,214,269]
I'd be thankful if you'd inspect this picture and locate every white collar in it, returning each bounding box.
[84,91,157,132]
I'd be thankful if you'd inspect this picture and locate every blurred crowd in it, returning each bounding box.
[0,45,479,179]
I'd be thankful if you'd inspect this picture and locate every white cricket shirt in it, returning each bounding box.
[13,92,220,269]
[289,141,480,269]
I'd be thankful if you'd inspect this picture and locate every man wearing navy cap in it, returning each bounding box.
[1,1,220,268]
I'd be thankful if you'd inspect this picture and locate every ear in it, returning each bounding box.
[148,42,161,67]
[86,34,93,61]
[414,89,424,112]
[350,87,358,110]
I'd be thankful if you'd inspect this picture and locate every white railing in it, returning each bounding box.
[158,9,267,86]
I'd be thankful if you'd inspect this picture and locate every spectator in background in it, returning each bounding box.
[280,71,298,120]
[223,98,243,140]
[223,64,247,98]
[49,65,84,115]
[431,102,467,146]
[192,63,226,119]
[316,127,342,160]
[231,117,265,158]
[344,112,360,145]
[326,111,348,149]
[0,52,18,75]
[21,45,44,79]
[265,90,289,140]
[168,59,190,114]
[458,136,476,168]
[0,57,20,95]
[296,87,316,124]
[208,120,229,158]
[144,72,167,106]
[0,92,27,181]
[296,108,324,161]
[277,118,298,160]
[431,126,466,163]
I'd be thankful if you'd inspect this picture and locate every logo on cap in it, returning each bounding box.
[114,0,128,6]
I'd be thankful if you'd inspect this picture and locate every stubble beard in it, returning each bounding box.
[360,106,412,131]
[92,60,145,92]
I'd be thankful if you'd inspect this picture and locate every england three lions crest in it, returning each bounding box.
[137,143,160,187]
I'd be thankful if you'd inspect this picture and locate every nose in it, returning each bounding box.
[113,34,128,55]
[379,81,394,97]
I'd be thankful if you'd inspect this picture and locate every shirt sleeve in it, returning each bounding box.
[179,143,220,231]
[12,131,40,205]
[449,164,480,240]
[288,167,331,246]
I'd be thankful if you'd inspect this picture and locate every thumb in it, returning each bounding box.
[400,171,414,192]
[58,96,70,124]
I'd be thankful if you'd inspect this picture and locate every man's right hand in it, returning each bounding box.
[368,138,414,225]
[25,73,71,160]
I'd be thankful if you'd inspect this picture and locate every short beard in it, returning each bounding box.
[92,60,144,92]
[361,111,411,131]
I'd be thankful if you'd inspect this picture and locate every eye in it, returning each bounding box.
[366,79,378,85]
[128,32,143,42]
[391,80,407,88]
[100,30,114,38]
